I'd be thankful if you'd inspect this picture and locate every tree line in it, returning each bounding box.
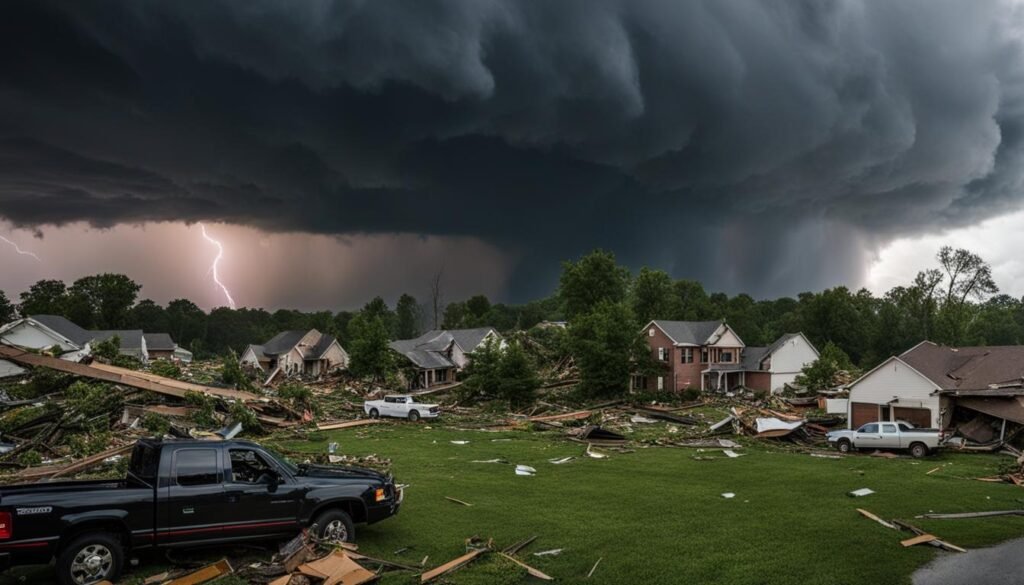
[1,246,1020,384]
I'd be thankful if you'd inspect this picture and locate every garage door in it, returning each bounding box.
[851,402,879,428]
[894,407,932,429]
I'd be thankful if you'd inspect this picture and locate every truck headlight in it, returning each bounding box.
[375,488,386,502]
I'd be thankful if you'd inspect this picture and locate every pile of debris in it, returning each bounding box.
[0,344,307,483]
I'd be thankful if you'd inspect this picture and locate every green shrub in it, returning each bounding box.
[66,432,112,458]
[277,383,315,412]
[17,450,42,467]
[221,350,255,391]
[92,335,121,360]
[184,391,218,427]
[64,381,120,418]
[142,412,171,436]
[228,402,261,434]
[149,360,182,379]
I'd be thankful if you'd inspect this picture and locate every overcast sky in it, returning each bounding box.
[3,0,1024,310]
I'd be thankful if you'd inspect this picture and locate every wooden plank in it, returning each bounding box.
[165,559,233,585]
[445,496,472,507]
[317,419,382,431]
[920,510,1024,519]
[420,549,485,583]
[502,535,538,555]
[857,508,898,530]
[901,534,937,547]
[497,552,553,581]
[0,346,260,402]
[30,443,134,480]
[527,410,592,423]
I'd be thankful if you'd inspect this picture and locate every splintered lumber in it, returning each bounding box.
[346,551,420,572]
[0,346,260,402]
[502,535,539,555]
[445,496,472,506]
[298,550,376,585]
[528,410,593,423]
[497,552,553,581]
[901,534,938,547]
[316,419,382,431]
[632,406,697,425]
[165,559,233,585]
[587,557,603,578]
[24,443,134,480]
[892,519,966,552]
[919,509,1024,520]
[857,508,898,530]
[420,549,485,583]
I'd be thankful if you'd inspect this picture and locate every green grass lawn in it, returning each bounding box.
[4,423,1024,585]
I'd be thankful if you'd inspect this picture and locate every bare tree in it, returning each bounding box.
[430,266,444,330]
[938,246,998,305]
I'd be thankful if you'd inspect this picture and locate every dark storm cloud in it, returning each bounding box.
[2,0,1024,299]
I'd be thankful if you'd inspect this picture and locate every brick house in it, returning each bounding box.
[634,320,818,394]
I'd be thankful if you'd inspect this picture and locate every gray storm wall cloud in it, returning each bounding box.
[1,0,1023,300]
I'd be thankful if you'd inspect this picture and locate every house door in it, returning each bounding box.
[850,402,879,428]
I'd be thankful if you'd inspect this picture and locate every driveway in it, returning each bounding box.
[913,537,1024,585]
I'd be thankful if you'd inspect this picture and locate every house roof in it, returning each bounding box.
[261,330,310,356]
[27,315,94,346]
[245,344,268,361]
[649,320,724,345]
[741,346,770,370]
[900,341,1024,392]
[389,327,497,370]
[143,333,176,351]
[308,335,339,359]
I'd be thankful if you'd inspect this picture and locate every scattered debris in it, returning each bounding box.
[532,549,563,557]
[471,458,506,464]
[421,548,488,583]
[515,465,537,476]
[164,559,233,585]
[721,492,736,499]
[497,552,553,581]
[445,496,472,507]
[722,449,743,458]
[849,488,875,497]
[891,519,966,553]
[450,440,470,445]
[584,444,607,459]
[316,419,381,431]
[918,510,1024,519]
[587,557,603,579]
[548,456,575,465]
[857,508,898,530]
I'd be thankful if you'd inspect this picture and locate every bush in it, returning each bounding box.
[5,368,73,400]
[277,383,315,412]
[142,412,171,436]
[17,450,42,467]
[221,349,255,391]
[64,381,120,418]
[66,432,112,458]
[228,402,262,434]
[149,360,182,379]
[680,387,701,402]
[92,335,121,360]
[184,391,218,427]
[0,405,55,434]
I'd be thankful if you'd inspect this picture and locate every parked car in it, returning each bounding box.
[827,421,944,458]
[0,438,402,585]
[364,395,440,421]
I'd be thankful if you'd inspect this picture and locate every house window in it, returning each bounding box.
[657,376,664,391]
[681,348,694,364]
[700,349,709,364]
[435,369,448,383]
[720,351,733,363]
[649,328,655,337]
[657,348,668,362]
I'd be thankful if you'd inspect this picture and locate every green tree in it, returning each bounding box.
[495,342,539,407]
[559,250,630,320]
[362,297,396,336]
[128,299,170,332]
[67,274,141,329]
[92,335,121,360]
[568,301,643,398]
[166,299,207,348]
[673,279,712,320]
[794,342,857,391]
[18,279,68,317]
[460,337,503,402]
[347,313,396,381]
[221,349,254,391]
[0,290,15,323]
[631,268,678,325]
[395,294,421,339]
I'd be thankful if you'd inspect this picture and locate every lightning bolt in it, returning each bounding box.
[199,223,237,309]
[0,235,41,262]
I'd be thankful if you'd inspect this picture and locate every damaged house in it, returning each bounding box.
[240,329,348,378]
[0,314,191,367]
[635,320,818,394]
[846,341,1024,441]
[390,328,503,390]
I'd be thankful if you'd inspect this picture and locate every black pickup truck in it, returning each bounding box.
[0,438,402,585]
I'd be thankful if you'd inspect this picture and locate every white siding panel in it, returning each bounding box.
[770,336,819,374]
[847,358,941,428]
[712,327,744,348]
[0,323,75,351]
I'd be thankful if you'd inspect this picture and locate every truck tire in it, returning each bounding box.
[369,408,379,419]
[56,532,124,585]
[837,439,852,454]
[910,442,929,459]
[408,410,420,422]
[312,508,355,543]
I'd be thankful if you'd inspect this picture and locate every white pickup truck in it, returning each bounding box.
[364,395,440,422]
[827,421,944,458]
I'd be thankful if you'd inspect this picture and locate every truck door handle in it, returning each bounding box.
[226,490,244,503]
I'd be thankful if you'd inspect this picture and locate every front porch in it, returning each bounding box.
[702,367,746,392]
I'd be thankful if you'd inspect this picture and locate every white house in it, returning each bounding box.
[845,354,942,429]
[741,333,820,394]
[0,315,151,361]
[390,327,504,390]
